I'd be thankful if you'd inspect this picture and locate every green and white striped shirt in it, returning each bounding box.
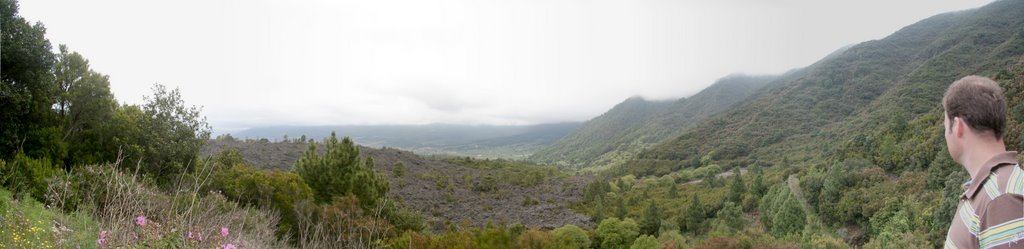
[946,152,1024,249]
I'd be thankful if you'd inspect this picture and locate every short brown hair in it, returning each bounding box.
[943,75,1007,138]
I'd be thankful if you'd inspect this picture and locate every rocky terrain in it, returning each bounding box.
[203,139,595,231]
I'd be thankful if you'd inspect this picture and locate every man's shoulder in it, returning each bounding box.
[992,161,1021,176]
[991,162,1024,197]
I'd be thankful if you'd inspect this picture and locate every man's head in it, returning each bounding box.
[942,75,1007,162]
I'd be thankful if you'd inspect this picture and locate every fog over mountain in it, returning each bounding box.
[17,0,991,134]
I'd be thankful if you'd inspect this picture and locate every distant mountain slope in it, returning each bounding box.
[636,0,1024,174]
[530,74,775,169]
[527,96,672,168]
[231,123,580,159]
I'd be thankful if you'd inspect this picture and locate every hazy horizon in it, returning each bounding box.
[19,0,992,134]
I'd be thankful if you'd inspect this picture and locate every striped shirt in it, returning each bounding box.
[946,151,1024,249]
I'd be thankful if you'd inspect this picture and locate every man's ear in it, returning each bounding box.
[953,117,965,138]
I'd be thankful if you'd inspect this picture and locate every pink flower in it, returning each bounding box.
[97,230,108,248]
[220,227,229,237]
[220,243,237,249]
[188,231,195,240]
[135,215,146,226]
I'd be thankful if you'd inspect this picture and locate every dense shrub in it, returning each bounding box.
[551,224,591,249]
[596,217,640,249]
[207,162,314,239]
[629,235,660,249]
[515,229,555,249]
[295,196,396,248]
[474,174,498,192]
[0,153,58,200]
[46,164,282,248]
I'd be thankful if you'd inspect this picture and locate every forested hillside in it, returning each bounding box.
[569,0,1024,247]
[530,97,673,168]
[532,74,775,170]
[619,0,1024,178]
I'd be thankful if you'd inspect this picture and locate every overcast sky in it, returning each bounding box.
[19,0,991,134]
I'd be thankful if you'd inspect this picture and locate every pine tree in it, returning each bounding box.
[703,171,718,188]
[680,194,705,233]
[593,199,606,223]
[294,132,388,209]
[728,168,745,203]
[392,161,406,178]
[751,172,767,197]
[616,197,628,219]
[770,191,806,237]
[640,201,662,235]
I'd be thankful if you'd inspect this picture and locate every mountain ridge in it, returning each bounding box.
[530,74,777,169]
[631,0,1024,176]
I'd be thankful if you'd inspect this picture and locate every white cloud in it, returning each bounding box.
[17,0,993,133]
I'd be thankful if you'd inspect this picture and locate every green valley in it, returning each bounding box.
[3,0,1023,248]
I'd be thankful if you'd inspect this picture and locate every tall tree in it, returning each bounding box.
[639,201,661,235]
[53,46,117,165]
[112,84,210,185]
[818,161,851,222]
[615,196,628,219]
[53,45,88,120]
[728,168,745,203]
[750,171,766,197]
[0,0,58,160]
[680,194,705,233]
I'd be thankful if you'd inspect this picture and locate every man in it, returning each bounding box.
[944,75,1024,249]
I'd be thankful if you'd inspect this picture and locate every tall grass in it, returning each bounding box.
[45,155,283,248]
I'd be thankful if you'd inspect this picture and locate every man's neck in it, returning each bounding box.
[961,140,1008,180]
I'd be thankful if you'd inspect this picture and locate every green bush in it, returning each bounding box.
[208,162,314,239]
[629,235,660,249]
[551,224,591,249]
[474,174,498,192]
[714,201,744,230]
[515,229,554,249]
[657,230,686,249]
[379,201,426,232]
[0,153,58,200]
[596,217,640,249]
[393,161,406,178]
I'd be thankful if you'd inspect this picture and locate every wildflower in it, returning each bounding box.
[220,243,237,249]
[220,227,229,237]
[135,215,146,226]
[97,230,108,248]
[188,231,195,240]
